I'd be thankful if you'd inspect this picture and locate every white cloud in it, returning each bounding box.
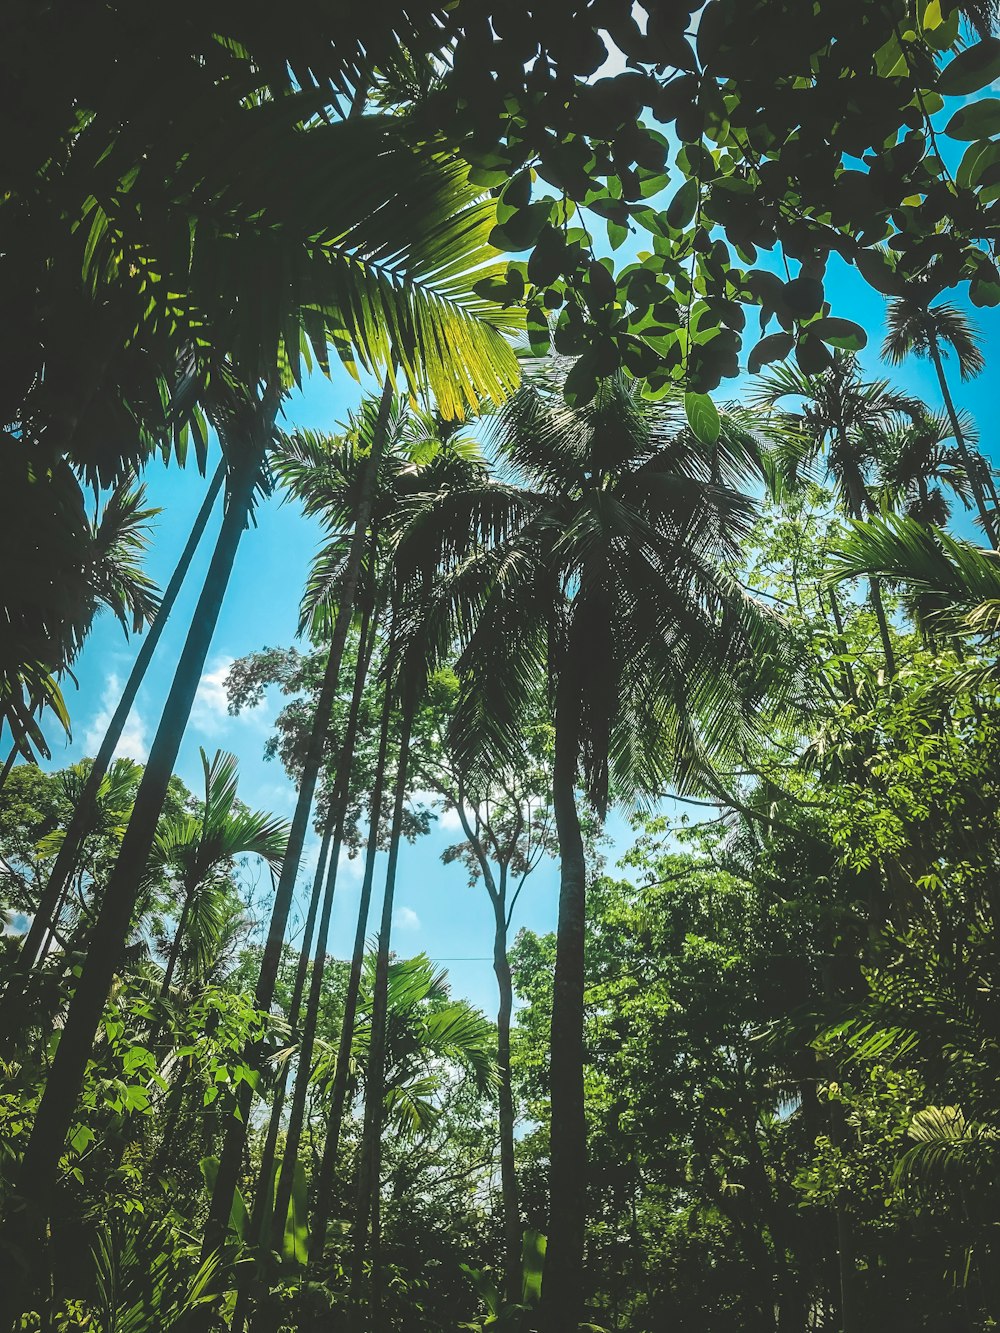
[84,674,148,761]
[438,805,463,832]
[337,845,364,883]
[392,905,421,932]
[190,657,235,737]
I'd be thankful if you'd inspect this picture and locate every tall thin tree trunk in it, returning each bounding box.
[1,404,274,1324]
[348,690,416,1330]
[493,894,521,1304]
[539,683,588,1333]
[841,451,896,677]
[868,576,896,678]
[229,813,337,1333]
[452,793,522,1301]
[160,879,195,997]
[10,457,226,995]
[269,599,376,1257]
[929,336,997,548]
[205,376,394,1254]
[0,742,19,790]
[309,675,394,1263]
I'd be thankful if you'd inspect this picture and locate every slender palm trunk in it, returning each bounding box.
[539,684,588,1333]
[348,691,416,1329]
[269,600,376,1257]
[868,577,896,677]
[11,457,226,993]
[1,407,273,1323]
[160,878,195,997]
[205,376,393,1254]
[228,814,337,1333]
[309,676,395,1263]
[840,452,896,676]
[0,742,18,790]
[928,336,997,548]
[493,894,521,1305]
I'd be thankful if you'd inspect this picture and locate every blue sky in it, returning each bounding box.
[17,127,1000,1019]
[40,267,999,1019]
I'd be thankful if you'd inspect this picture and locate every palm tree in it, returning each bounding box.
[882,297,997,547]
[229,611,379,1333]
[8,457,226,993]
[394,370,786,1333]
[151,748,289,996]
[268,408,488,1273]
[203,384,401,1252]
[0,461,160,767]
[309,669,397,1265]
[347,670,420,1328]
[267,601,378,1256]
[351,951,496,1305]
[6,133,521,1292]
[873,408,974,529]
[829,512,1000,684]
[753,353,916,674]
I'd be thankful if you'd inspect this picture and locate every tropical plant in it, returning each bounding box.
[5,123,523,1299]
[0,461,160,766]
[151,748,288,995]
[12,458,227,991]
[883,295,998,545]
[753,353,920,673]
[394,369,787,1330]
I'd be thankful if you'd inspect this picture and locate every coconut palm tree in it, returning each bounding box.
[203,385,404,1253]
[267,602,378,1252]
[263,407,488,1274]
[882,297,997,546]
[753,353,917,674]
[392,369,787,1333]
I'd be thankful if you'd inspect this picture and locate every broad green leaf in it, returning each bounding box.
[489,202,551,253]
[921,0,960,48]
[526,307,551,356]
[199,1156,249,1241]
[795,333,833,376]
[810,316,868,351]
[855,250,907,296]
[747,332,794,374]
[564,351,600,408]
[666,178,699,230]
[607,217,629,250]
[684,391,720,444]
[945,99,1000,141]
[521,1229,547,1306]
[956,139,1000,190]
[939,37,1000,96]
[282,1159,310,1266]
[781,276,824,316]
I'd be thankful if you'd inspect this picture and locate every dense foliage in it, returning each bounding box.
[4,1,1000,1329]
